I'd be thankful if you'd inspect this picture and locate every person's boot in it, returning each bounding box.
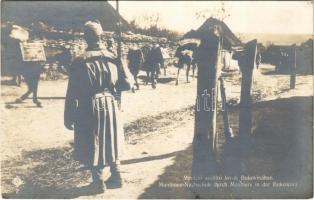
[87,180,106,194]
[90,169,107,194]
[106,172,122,189]
[106,166,123,189]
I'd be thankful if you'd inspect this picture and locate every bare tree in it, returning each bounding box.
[195,2,231,21]
[141,13,161,29]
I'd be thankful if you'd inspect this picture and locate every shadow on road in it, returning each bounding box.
[121,150,184,165]
[1,79,18,86]
[35,97,66,100]
[2,96,312,198]
[1,146,92,198]
[137,75,176,85]
[139,96,313,199]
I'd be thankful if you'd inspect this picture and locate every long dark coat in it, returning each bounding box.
[64,49,130,167]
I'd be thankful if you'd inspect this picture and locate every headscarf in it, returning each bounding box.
[83,20,103,38]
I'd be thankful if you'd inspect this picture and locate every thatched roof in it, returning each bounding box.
[1,1,129,32]
[183,17,242,49]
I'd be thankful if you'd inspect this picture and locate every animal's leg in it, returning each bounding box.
[151,69,156,89]
[145,71,149,85]
[192,63,197,78]
[135,74,139,90]
[131,74,136,93]
[186,63,191,83]
[155,65,160,80]
[176,68,180,85]
[31,75,42,107]
[16,90,31,103]
[16,78,32,103]
[164,66,167,76]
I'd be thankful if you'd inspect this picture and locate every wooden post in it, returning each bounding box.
[192,31,221,177]
[219,77,231,142]
[290,44,296,89]
[238,39,257,141]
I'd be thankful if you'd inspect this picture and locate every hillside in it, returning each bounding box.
[237,33,312,45]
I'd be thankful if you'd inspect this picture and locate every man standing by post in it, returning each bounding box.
[64,21,132,194]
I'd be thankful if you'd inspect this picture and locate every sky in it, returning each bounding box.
[108,1,313,34]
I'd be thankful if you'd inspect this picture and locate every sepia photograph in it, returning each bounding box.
[1,0,313,198]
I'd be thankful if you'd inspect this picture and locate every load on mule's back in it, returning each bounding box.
[3,24,45,107]
[141,43,164,89]
[127,48,144,91]
[174,43,198,85]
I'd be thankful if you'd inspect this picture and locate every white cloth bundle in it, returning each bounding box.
[9,25,29,41]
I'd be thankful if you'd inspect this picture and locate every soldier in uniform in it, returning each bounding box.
[64,21,132,193]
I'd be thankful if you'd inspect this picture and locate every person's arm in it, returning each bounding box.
[64,65,78,130]
[113,58,135,92]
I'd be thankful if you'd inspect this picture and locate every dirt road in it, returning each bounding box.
[1,65,312,198]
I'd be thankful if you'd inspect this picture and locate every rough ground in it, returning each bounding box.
[1,64,313,198]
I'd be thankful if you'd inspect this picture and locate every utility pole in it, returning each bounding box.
[116,0,122,64]
[115,0,123,108]
[290,44,297,89]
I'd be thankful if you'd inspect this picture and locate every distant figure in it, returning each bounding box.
[142,43,164,89]
[174,48,197,85]
[4,25,44,107]
[64,21,132,194]
[256,52,261,69]
[127,48,144,91]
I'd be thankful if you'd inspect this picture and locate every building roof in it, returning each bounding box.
[1,1,129,32]
[183,17,242,49]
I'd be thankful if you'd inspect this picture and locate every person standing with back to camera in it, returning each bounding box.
[64,20,133,194]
